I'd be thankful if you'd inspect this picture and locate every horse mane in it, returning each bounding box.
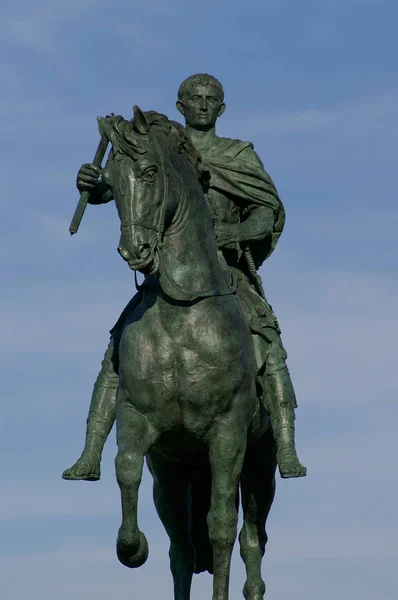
[110,111,210,184]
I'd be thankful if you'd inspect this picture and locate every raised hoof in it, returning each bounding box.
[117,531,149,568]
[62,454,101,481]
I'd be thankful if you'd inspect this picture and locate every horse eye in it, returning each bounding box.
[143,168,157,182]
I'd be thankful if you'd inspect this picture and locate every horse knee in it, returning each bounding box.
[115,450,143,485]
[239,521,267,560]
[207,502,238,549]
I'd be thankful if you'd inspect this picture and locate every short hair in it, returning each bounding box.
[177,73,224,102]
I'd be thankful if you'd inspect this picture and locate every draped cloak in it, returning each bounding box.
[197,137,288,385]
[199,136,285,269]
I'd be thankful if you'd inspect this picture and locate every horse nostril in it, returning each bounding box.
[138,243,151,259]
[118,246,131,260]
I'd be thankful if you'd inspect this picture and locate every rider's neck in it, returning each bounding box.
[185,125,218,151]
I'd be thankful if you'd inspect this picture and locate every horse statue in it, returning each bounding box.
[94,107,277,600]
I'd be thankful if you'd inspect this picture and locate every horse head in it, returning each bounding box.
[98,106,171,275]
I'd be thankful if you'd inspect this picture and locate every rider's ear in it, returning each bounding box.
[133,105,149,135]
[218,103,226,118]
[176,101,185,116]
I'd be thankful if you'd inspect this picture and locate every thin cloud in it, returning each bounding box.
[3,0,98,53]
[230,90,398,141]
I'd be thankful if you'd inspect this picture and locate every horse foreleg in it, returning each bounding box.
[147,451,194,600]
[239,430,277,600]
[115,397,159,568]
[208,416,247,600]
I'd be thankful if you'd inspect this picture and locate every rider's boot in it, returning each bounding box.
[62,335,120,481]
[62,382,117,481]
[62,295,143,481]
[264,367,307,479]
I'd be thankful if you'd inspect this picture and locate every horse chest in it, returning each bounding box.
[119,299,246,425]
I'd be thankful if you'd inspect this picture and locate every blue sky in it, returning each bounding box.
[1,1,397,598]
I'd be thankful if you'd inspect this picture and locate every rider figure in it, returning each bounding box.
[62,74,306,481]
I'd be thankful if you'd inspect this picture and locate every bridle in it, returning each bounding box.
[118,131,237,303]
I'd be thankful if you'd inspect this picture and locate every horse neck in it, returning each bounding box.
[160,175,228,300]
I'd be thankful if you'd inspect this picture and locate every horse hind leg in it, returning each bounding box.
[147,451,194,600]
[115,397,159,569]
[239,430,276,600]
[190,466,214,575]
[207,415,248,600]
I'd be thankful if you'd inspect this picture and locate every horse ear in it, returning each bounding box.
[133,105,149,135]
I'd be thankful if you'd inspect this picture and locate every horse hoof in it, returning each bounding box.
[116,531,149,568]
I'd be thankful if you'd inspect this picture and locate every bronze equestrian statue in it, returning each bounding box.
[63,74,306,600]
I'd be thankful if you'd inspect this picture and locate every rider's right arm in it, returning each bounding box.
[76,163,114,204]
[87,182,114,205]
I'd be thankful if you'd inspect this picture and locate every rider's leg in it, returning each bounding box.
[62,334,119,481]
[62,292,144,482]
[263,328,307,479]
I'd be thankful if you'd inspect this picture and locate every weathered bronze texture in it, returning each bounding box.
[63,74,306,600]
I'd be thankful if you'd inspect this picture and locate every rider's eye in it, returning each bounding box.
[143,168,157,182]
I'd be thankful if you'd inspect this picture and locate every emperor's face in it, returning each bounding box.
[177,84,225,130]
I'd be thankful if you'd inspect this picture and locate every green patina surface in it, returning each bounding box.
[62,74,306,600]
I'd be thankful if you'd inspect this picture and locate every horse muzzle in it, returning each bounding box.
[117,244,159,275]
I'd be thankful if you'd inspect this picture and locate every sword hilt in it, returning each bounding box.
[243,246,265,300]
